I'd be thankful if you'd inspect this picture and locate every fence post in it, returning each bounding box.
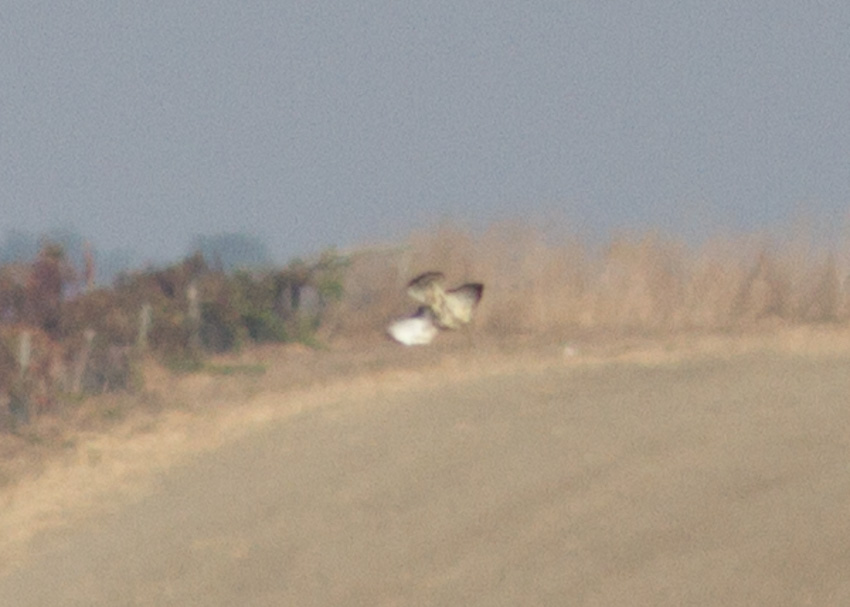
[137,302,152,351]
[18,330,31,378]
[70,329,96,394]
[9,331,32,427]
[187,281,201,351]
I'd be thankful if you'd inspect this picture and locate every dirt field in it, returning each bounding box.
[2,331,850,605]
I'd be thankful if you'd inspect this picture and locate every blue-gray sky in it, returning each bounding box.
[3,2,849,263]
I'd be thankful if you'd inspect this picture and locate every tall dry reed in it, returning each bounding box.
[332,221,850,340]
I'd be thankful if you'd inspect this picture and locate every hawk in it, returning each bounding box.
[387,272,484,345]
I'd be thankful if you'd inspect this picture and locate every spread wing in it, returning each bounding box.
[447,283,484,308]
[440,283,484,327]
[406,271,445,304]
[397,272,484,334]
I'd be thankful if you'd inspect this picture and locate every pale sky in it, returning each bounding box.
[2,2,849,263]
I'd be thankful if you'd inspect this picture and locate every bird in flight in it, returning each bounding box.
[387,271,484,345]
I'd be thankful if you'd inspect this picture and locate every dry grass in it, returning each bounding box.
[331,220,850,340]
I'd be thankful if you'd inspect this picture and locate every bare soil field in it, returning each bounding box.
[2,328,850,605]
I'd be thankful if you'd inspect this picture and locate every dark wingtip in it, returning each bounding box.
[453,282,483,304]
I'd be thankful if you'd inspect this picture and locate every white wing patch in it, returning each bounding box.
[386,307,438,346]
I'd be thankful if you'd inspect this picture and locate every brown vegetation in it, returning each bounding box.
[1,221,849,435]
[3,221,850,597]
[0,244,346,432]
[333,221,850,340]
